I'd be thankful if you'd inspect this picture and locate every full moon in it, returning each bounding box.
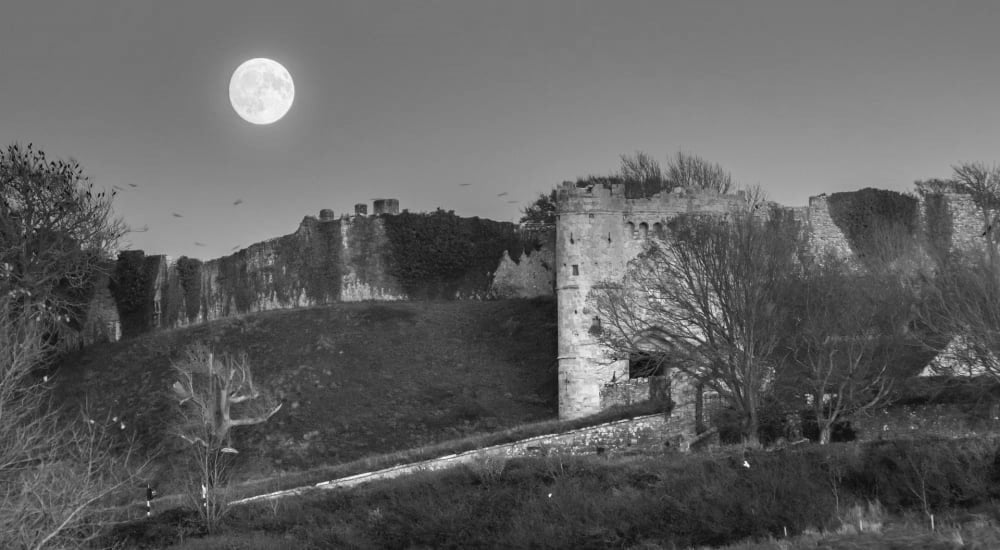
[229,58,295,125]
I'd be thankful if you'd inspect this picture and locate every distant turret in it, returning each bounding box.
[355,203,368,216]
[319,209,336,221]
[373,199,400,215]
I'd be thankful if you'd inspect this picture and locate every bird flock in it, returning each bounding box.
[111,182,249,256]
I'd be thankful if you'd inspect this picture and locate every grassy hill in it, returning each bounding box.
[52,298,558,489]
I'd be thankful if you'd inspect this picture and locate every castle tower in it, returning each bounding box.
[556,181,641,419]
[355,203,368,216]
[555,180,748,420]
[373,199,399,215]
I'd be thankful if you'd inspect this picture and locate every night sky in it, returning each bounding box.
[3,0,1000,261]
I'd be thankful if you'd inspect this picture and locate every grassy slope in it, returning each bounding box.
[53,298,558,487]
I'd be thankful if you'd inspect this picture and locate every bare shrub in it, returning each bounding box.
[169,344,281,533]
[467,454,507,485]
[0,298,148,549]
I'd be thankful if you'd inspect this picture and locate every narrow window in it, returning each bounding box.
[653,222,664,238]
[639,222,649,239]
[572,264,579,276]
[626,221,635,238]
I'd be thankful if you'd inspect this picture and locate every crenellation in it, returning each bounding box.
[373,198,400,215]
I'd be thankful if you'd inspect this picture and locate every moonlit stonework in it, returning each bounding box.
[229,58,295,125]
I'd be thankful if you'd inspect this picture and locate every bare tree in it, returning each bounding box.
[0,144,145,548]
[0,297,147,549]
[779,256,909,443]
[616,150,735,194]
[666,151,735,194]
[170,344,281,532]
[588,193,801,446]
[0,142,127,344]
[619,151,665,186]
[519,189,558,225]
[949,162,1000,252]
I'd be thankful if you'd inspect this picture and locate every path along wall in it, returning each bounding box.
[232,412,689,506]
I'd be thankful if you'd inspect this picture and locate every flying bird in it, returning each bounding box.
[112,185,124,191]
[128,183,138,188]
[231,246,240,251]
[194,242,206,247]
[459,183,472,187]
[507,200,518,204]
[233,199,243,206]
[172,213,183,218]
[497,192,508,197]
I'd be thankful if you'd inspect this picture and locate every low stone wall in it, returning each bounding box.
[852,403,1000,441]
[231,412,688,506]
[599,377,669,409]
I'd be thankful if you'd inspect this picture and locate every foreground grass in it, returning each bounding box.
[104,436,1000,549]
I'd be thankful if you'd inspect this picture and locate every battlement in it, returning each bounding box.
[373,198,400,215]
[556,179,748,215]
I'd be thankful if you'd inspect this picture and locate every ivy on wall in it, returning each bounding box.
[304,219,342,303]
[215,249,264,315]
[347,215,381,285]
[109,250,157,338]
[380,209,540,299]
[175,256,203,322]
[922,193,953,260]
[212,218,342,316]
[827,188,919,263]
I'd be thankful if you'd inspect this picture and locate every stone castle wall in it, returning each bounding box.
[104,202,556,335]
[806,191,989,261]
[806,195,853,257]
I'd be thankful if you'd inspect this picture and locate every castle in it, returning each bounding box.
[76,182,993,439]
[553,179,991,433]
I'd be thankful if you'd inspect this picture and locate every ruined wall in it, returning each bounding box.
[942,192,987,252]
[104,204,547,337]
[807,191,988,260]
[806,194,853,258]
[489,225,555,298]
